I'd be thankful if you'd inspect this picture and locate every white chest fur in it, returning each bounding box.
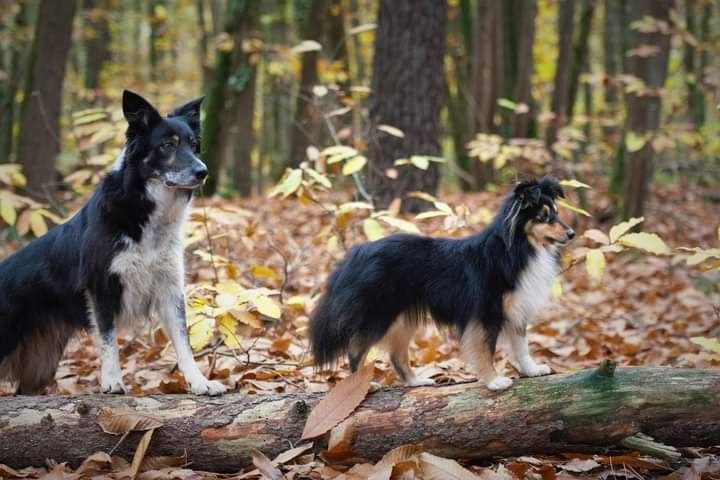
[109,184,189,325]
[506,248,559,328]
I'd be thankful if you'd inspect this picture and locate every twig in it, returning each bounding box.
[267,237,290,304]
[197,189,220,284]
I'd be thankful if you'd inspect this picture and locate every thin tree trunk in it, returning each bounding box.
[288,0,324,169]
[196,0,211,90]
[567,0,596,121]
[684,0,706,127]
[367,0,447,212]
[16,0,77,199]
[148,0,168,84]
[510,0,537,138]
[546,0,576,148]
[1,367,719,472]
[82,0,111,95]
[620,0,671,219]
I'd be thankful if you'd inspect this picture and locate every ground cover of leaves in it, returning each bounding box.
[1,180,718,479]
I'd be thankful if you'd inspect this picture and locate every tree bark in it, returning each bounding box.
[16,0,76,199]
[82,0,111,94]
[1,367,719,472]
[366,0,447,212]
[546,0,576,148]
[509,0,537,138]
[567,0,596,121]
[620,0,671,219]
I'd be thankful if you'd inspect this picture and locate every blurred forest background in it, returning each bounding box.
[0,0,718,219]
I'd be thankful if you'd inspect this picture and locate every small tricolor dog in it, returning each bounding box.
[310,177,574,390]
[0,91,225,396]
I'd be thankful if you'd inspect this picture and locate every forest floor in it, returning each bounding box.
[1,180,719,479]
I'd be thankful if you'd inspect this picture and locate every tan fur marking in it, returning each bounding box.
[380,315,418,381]
[525,220,567,249]
[460,323,499,382]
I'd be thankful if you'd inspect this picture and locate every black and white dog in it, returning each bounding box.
[0,91,225,396]
[310,177,574,390]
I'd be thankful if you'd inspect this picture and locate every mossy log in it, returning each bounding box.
[0,366,719,472]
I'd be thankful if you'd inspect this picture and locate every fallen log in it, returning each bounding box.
[0,365,719,472]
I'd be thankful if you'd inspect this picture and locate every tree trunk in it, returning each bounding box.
[196,0,211,90]
[567,0,596,121]
[288,0,325,169]
[16,0,76,200]
[620,0,671,219]
[367,0,447,212]
[684,0,706,127]
[0,0,30,164]
[1,367,718,472]
[602,0,622,147]
[546,0,576,148]
[82,0,111,94]
[509,0,537,138]
[203,0,259,197]
[148,0,168,84]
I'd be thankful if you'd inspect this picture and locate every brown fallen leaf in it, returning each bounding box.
[74,451,113,477]
[327,417,356,454]
[139,453,188,472]
[368,444,423,480]
[250,447,283,480]
[419,452,480,480]
[97,408,163,434]
[301,362,374,440]
[129,428,156,479]
[272,443,313,465]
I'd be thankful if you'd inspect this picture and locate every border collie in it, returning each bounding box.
[310,177,574,390]
[0,91,225,396]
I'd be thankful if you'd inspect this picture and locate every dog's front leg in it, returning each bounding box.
[507,326,552,377]
[158,296,226,396]
[89,292,127,394]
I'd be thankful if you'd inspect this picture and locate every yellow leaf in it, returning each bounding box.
[433,201,453,215]
[0,199,16,226]
[551,278,563,299]
[249,265,282,281]
[215,293,237,310]
[409,156,429,170]
[215,280,243,296]
[187,316,214,351]
[556,199,591,217]
[585,249,606,280]
[321,145,358,162]
[280,169,302,198]
[218,314,241,347]
[415,210,450,220]
[559,179,591,189]
[690,337,720,354]
[407,191,439,203]
[618,232,671,255]
[609,217,644,243]
[377,215,420,233]
[686,248,720,266]
[341,155,367,175]
[625,131,647,152]
[252,294,282,319]
[291,39,322,53]
[286,295,306,310]
[303,167,331,188]
[29,211,47,237]
[232,310,263,328]
[362,218,385,241]
[582,229,609,245]
[15,209,31,236]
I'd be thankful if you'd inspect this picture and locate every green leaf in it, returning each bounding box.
[409,156,429,170]
[585,249,606,280]
[556,199,591,217]
[625,131,647,153]
[690,337,720,354]
[279,169,303,198]
[497,98,517,110]
[559,179,591,189]
[341,155,367,175]
[618,232,671,255]
[609,217,644,243]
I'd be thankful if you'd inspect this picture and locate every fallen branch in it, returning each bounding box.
[0,366,718,472]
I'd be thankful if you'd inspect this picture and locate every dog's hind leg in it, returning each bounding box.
[382,315,435,387]
[348,335,372,373]
[157,294,226,396]
[461,322,512,391]
[15,323,74,395]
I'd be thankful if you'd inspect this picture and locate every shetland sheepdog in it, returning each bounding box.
[310,177,574,390]
[0,91,225,395]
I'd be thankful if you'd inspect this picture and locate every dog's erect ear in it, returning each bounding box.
[513,179,541,209]
[169,96,204,132]
[122,90,162,130]
[539,175,565,199]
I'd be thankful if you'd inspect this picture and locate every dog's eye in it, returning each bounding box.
[190,137,201,152]
[536,213,549,223]
[161,140,177,150]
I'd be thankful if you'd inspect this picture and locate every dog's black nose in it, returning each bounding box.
[566,229,575,239]
[194,168,208,181]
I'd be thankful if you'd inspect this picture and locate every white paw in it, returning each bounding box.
[101,380,127,394]
[189,379,226,396]
[522,363,552,377]
[486,376,513,391]
[406,377,436,387]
